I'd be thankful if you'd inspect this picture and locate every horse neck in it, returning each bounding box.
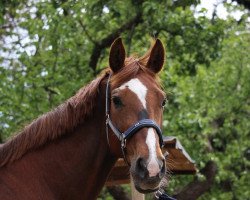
[1,90,117,200]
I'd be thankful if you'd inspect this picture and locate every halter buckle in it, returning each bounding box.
[121,138,127,148]
[155,190,163,199]
[106,114,110,124]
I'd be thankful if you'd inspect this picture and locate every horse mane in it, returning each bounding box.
[0,52,159,167]
[0,73,106,167]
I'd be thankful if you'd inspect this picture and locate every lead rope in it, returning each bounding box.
[155,189,177,200]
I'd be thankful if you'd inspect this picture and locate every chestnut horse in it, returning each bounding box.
[0,38,167,199]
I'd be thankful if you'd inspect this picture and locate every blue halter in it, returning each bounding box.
[105,73,164,165]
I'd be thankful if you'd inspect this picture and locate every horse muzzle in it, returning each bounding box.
[130,157,166,194]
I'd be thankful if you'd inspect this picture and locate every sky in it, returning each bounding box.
[197,0,245,20]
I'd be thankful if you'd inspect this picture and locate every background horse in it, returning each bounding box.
[0,38,167,199]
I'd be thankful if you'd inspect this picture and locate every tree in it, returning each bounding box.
[0,0,249,199]
[164,17,250,199]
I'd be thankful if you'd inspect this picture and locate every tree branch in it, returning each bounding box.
[88,11,143,73]
[232,0,250,10]
[78,19,98,45]
[174,161,217,200]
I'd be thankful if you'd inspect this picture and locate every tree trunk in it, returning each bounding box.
[173,161,217,200]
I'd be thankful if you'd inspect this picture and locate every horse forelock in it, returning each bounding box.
[110,55,160,88]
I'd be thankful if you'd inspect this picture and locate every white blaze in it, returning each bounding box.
[119,78,147,108]
[119,78,159,177]
[146,128,160,177]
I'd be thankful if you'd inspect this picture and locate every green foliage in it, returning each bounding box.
[163,20,250,199]
[0,0,249,199]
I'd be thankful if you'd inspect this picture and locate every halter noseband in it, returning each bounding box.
[105,73,164,165]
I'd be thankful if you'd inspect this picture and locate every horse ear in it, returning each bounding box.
[146,39,165,73]
[109,38,126,73]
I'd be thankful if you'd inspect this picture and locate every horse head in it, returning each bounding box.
[107,38,166,193]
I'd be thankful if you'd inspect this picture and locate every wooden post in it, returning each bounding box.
[130,174,145,200]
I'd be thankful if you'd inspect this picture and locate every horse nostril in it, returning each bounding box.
[136,157,148,179]
[137,158,147,170]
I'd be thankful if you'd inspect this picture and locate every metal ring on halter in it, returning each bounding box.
[155,190,163,199]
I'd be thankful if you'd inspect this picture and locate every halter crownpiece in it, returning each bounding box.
[105,73,164,165]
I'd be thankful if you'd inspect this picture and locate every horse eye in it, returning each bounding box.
[162,98,167,107]
[112,96,123,108]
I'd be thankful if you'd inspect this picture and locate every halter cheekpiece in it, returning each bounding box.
[105,73,164,165]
